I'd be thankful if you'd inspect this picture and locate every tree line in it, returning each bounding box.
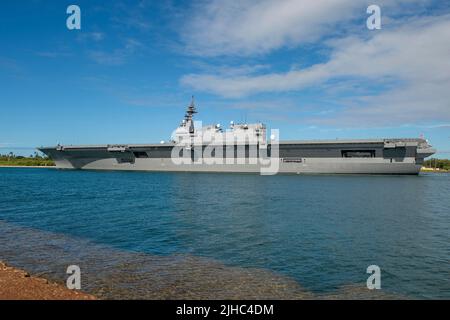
[423,158,450,170]
[0,152,55,166]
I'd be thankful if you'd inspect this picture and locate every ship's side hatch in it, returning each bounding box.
[383,147,406,162]
[341,150,376,158]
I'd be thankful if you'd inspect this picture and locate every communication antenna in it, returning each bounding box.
[185,95,197,121]
[185,95,197,134]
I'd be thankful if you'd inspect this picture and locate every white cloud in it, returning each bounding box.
[78,32,105,42]
[88,38,143,65]
[181,64,331,97]
[0,143,12,148]
[182,0,356,56]
[181,14,450,126]
[181,0,427,57]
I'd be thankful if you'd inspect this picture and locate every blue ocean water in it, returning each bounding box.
[0,168,449,299]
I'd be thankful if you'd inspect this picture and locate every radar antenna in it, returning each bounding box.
[184,96,197,134]
[185,96,197,121]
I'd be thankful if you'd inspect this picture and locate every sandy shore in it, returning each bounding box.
[0,261,96,300]
[421,168,449,173]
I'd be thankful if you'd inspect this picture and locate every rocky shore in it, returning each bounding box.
[0,261,96,300]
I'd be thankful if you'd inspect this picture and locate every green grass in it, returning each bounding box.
[0,154,54,166]
[423,158,450,171]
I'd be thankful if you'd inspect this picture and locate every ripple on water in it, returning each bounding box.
[0,221,402,299]
[0,168,449,299]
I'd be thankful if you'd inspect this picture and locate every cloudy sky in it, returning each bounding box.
[0,0,449,157]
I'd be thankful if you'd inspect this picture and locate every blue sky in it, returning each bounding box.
[1,0,449,157]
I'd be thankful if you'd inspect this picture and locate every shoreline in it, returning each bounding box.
[0,222,413,300]
[0,261,96,300]
[421,168,449,173]
[0,165,56,168]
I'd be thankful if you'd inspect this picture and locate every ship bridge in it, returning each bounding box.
[171,98,267,145]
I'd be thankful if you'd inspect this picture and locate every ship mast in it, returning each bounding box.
[184,96,197,134]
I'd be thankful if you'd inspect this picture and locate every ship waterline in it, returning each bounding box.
[38,99,435,175]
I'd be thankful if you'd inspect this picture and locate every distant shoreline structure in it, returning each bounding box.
[421,167,450,173]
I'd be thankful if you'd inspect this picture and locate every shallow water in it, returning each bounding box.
[0,168,449,299]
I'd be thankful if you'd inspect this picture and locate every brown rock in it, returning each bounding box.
[0,261,97,300]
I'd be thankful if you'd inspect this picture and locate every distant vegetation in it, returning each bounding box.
[0,152,54,166]
[423,158,450,171]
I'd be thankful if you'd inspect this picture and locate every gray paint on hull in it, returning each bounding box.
[39,138,433,175]
[50,157,422,175]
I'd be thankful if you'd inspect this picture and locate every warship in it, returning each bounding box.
[39,98,435,175]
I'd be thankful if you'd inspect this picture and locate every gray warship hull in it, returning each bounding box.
[39,138,435,175]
